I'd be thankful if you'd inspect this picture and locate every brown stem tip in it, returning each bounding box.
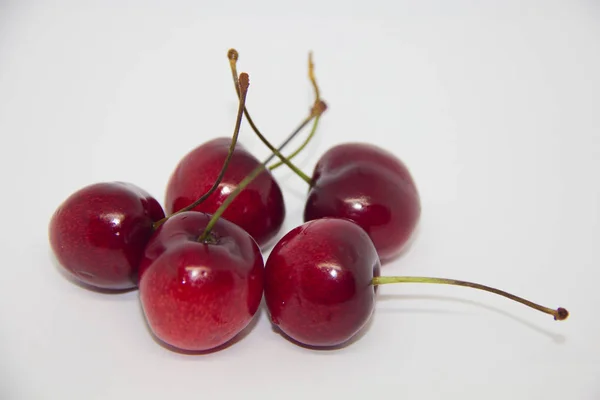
[312,100,328,117]
[238,72,250,92]
[228,48,239,61]
[555,307,569,321]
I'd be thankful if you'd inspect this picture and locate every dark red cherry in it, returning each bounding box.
[304,143,420,262]
[165,137,285,248]
[264,217,380,347]
[139,211,264,352]
[49,182,165,290]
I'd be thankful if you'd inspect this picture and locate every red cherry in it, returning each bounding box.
[165,138,285,248]
[49,182,165,290]
[265,218,568,348]
[139,211,264,352]
[264,218,381,347]
[304,143,421,262]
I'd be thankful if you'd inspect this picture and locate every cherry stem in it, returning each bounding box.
[371,276,569,321]
[227,48,322,185]
[198,111,318,243]
[268,51,320,170]
[308,51,320,101]
[152,72,250,230]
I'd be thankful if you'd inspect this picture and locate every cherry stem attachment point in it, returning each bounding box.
[372,276,569,321]
[152,72,250,230]
[227,48,321,184]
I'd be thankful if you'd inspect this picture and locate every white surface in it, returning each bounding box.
[1,1,599,399]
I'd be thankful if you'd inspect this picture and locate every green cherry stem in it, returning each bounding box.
[372,276,569,321]
[268,51,320,171]
[227,49,321,184]
[152,72,251,230]
[198,109,322,242]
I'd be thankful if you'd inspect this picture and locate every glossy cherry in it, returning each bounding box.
[49,182,165,290]
[165,138,285,248]
[265,218,381,347]
[265,218,568,349]
[139,211,264,351]
[304,143,421,262]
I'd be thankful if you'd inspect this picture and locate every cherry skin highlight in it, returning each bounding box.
[304,143,421,262]
[264,218,380,348]
[139,211,264,352]
[49,182,165,290]
[165,138,285,248]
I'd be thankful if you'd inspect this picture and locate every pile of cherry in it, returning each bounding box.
[49,49,568,353]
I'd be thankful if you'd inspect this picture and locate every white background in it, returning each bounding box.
[1,1,599,399]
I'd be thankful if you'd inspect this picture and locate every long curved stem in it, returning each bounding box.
[372,276,569,321]
[227,49,320,185]
[198,112,316,242]
[152,73,251,230]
